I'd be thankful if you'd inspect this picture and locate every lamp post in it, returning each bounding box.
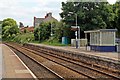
[75,3,80,48]
[70,12,80,49]
[75,14,78,48]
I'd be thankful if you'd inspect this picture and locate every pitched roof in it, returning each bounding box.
[34,13,58,27]
[34,18,44,23]
[20,26,34,32]
[43,16,57,22]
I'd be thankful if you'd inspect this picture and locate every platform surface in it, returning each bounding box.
[1,44,35,79]
[30,43,119,61]
[0,43,2,79]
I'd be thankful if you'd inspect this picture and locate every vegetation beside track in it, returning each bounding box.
[12,33,34,44]
[3,32,68,46]
[2,33,34,43]
[1,2,120,45]
[39,41,68,46]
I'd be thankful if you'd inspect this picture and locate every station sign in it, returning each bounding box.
[71,26,79,31]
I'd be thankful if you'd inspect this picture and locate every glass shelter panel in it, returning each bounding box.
[101,32,114,45]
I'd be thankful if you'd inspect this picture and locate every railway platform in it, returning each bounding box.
[1,44,36,79]
[0,43,2,80]
[30,43,119,61]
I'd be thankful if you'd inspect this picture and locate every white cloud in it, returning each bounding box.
[0,0,67,26]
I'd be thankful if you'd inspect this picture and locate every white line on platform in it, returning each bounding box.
[4,44,37,79]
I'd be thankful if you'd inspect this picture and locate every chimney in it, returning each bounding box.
[45,12,52,18]
[48,12,52,17]
[45,15,47,18]
[34,16,36,20]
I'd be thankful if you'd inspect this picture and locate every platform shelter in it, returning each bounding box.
[84,29,117,52]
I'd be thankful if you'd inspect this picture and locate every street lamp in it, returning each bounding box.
[70,12,80,49]
[76,14,80,48]
[75,14,78,49]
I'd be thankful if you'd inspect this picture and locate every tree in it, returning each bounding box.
[34,21,65,42]
[113,2,120,37]
[2,18,17,28]
[34,27,40,41]
[60,2,117,38]
[2,18,19,39]
[54,21,63,39]
[0,21,2,35]
[34,22,51,41]
[39,22,51,41]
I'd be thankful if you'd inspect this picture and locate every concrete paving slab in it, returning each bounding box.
[15,70,30,74]
[0,43,2,80]
[2,44,36,78]
[30,43,119,61]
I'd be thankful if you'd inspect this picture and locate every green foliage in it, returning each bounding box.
[39,22,51,41]
[12,33,34,44]
[60,2,120,38]
[34,27,39,41]
[42,40,67,46]
[34,2,120,45]
[2,18,17,28]
[0,22,2,40]
[2,25,19,39]
[2,18,19,39]
[23,29,29,33]
[111,2,120,37]
[34,21,57,41]
[34,22,51,41]
[34,20,70,44]
[53,21,66,41]
[117,10,120,31]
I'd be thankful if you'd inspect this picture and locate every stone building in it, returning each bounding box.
[33,12,57,27]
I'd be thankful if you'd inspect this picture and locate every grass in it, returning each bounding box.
[3,32,69,46]
[31,40,68,46]
[41,41,68,46]
[31,39,69,46]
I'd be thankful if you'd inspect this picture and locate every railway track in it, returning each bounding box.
[25,43,120,73]
[5,43,120,79]
[5,43,90,79]
[23,43,120,80]
[8,44,64,80]
[25,46,120,78]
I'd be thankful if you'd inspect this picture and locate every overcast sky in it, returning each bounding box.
[0,0,118,26]
[0,0,66,26]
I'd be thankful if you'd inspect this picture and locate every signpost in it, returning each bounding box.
[71,26,80,49]
[70,12,80,49]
